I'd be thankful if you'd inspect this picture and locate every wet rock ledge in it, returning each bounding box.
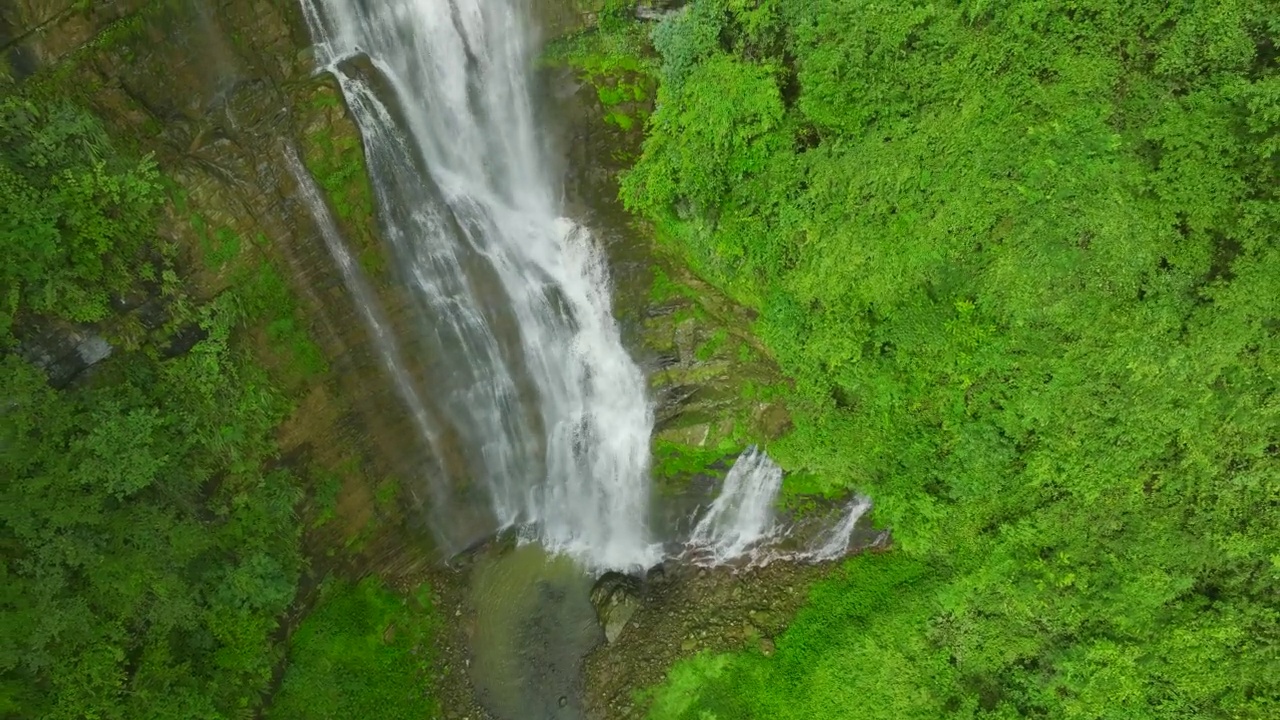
[580,559,854,720]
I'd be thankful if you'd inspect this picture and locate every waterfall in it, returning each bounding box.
[685,446,872,568]
[283,145,439,449]
[294,0,872,573]
[686,447,785,565]
[298,0,659,571]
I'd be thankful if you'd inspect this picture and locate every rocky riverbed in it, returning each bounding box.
[393,529,889,720]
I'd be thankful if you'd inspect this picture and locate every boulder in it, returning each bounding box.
[590,571,642,643]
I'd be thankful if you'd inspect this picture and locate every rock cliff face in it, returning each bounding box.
[2,0,444,567]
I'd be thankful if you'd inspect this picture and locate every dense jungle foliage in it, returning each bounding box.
[0,93,302,718]
[603,0,1280,718]
[0,93,432,718]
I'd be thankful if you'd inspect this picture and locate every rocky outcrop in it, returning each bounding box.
[17,321,113,389]
[582,560,834,719]
[635,0,688,21]
[531,0,606,37]
[590,571,643,643]
[641,270,793,449]
[527,0,687,30]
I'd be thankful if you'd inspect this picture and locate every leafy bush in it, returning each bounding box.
[622,53,785,222]
[651,1,725,89]
[0,97,161,332]
[0,324,302,718]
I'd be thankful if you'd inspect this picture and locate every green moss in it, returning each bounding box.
[652,437,741,495]
[374,477,401,513]
[649,266,694,303]
[598,84,629,106]
[304,124,382,275]
[694,328,729,361]
[309,92,342,110]
[541,21,654,78]
[344,516,379,555]
[267,577,440,720]
[21,0,168,94]
[651,361,731,389]
[300,93,380,269]
[542,18,657,135]
[359,246,387,276]
[605,110,636,130]
[304,126,375,229]
[310,468,343,530]
[197,225,242,269]
[236,260,329,387]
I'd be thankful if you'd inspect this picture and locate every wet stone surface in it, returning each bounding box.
[590,572,643,644]
[581,559,850,719]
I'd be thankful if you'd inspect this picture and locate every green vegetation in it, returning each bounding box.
[617,1,1280,718]
[694,328,730,361]
[301,91,383,277]
[267,578,439,720]
[0,84,432,718]
[545,2,658,137]
[188,212,328,391]
[17,0,174,94]
[648,265,694,303]
[237,258,330,389]
[0,95,304,719]
[0,96,162,333]
[310,466,346,531]
[646,553,935,719]
[303,124,373,231]
[653,438,739,487]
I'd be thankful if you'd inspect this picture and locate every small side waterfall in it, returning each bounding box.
[686,447,785,564]
[283,144,465,535]
[684,446,872,568]
[808,494,874,561]
[283,145,438,448]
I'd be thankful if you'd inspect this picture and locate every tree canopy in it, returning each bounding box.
[623,1,1279,717]
[0,96,309,718]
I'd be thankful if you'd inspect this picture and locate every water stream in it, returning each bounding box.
[299,0,659,571]
[684,447,873,568]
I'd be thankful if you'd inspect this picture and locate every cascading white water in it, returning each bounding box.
[808,494,873,561]
[299,0,660,570]
[685,446,872,568]
[283,143,465,533]
[686,447,785,564]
